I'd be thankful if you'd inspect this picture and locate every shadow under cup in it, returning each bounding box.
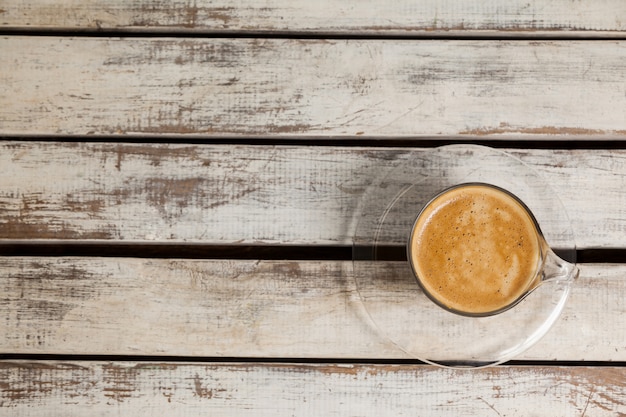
[407,183,579,318]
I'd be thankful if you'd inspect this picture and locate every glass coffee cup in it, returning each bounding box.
[407,183,579,317]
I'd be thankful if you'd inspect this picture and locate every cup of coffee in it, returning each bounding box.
[408,183,579,317]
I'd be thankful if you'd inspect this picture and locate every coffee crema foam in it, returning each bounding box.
[409,184,543,315]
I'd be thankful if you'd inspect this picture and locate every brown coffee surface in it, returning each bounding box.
[409,184,542,314]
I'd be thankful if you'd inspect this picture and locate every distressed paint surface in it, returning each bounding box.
[1,38,625,138]
[1,1,625,413]
[1,143,625,248]
[0,258,624,361]
[1,0,625,36]
[0,361,624,416]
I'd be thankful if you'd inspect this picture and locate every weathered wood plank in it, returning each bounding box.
[1,361,624,416]
[1,143,625,248]
[1,38,625,139]
[0,258,624,361]
[1,0,625,36]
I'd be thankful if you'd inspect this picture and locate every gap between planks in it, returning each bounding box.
[1,243,626,263]
[4,137,626,149]
[3,28,626,41]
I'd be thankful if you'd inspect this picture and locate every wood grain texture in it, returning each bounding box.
[1,37,625,139]
[0,258,624,361]
[1,0,625,36]
[1,143,625,248]
[1,361,625,416]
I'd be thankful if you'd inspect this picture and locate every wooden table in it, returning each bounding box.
[1,1,625,415]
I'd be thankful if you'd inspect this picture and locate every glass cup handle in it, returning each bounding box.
[540,248,580,284]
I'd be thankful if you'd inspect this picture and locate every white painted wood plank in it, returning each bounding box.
[1,361,624,416]
[1,143,625,249]
[1,38,625,139]
[0,258,624,361]
[1,0,625,36]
